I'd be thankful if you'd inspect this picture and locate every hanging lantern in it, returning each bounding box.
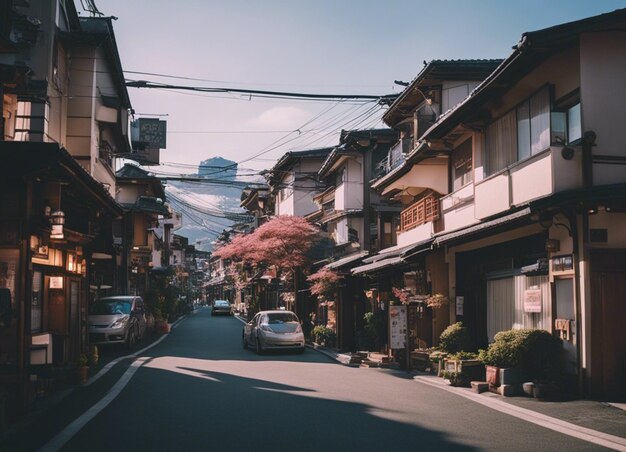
[50,210,65,240]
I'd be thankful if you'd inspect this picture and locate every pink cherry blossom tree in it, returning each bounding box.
[213,215,321,282]
[307,267,342,302]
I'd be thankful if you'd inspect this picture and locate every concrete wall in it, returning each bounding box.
[580,29,626,185]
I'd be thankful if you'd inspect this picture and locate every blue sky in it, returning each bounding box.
[91,0,626,175]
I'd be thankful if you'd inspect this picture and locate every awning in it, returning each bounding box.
[433,207,532,247]
[400,238,434,260]
[361,243,415,264]
[352,256,405,276]
[325,251,369,270]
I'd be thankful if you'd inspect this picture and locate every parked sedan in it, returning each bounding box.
[243,310,305,354]
[88,296,146,348]
[211,299,233,316]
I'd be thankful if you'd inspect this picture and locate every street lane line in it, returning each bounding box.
[39,357,149,452]
[414,375,626,451]
[85,329,171,386]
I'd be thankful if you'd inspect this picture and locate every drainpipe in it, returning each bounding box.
[582,131,596,188]
[576,130,595,395]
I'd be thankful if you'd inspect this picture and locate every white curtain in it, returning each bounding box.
[487,274,551,341]
[485,109,516,175]
[530,86,551,155]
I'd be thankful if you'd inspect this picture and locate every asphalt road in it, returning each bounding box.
[49,308,610,451]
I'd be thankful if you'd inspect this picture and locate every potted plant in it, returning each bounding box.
[444,351,485,383]
[311,325,336,347]
[76,354,89,384]
[479,329,563,396]
[89,345,99,367]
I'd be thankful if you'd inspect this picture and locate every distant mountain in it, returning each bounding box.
[166,157,250,252]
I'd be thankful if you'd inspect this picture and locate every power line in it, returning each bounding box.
[126,80,398,103]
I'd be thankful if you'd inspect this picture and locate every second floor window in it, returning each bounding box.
[452,138,473,191]
[486,86,552,176]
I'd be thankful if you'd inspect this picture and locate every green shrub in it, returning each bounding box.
[311,325,336,347]
[480,329,562,381]
[439,322,471,354]
[447,351,479,361]
[442,370,468,387]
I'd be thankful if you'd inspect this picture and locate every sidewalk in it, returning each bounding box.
[311,345,626,449]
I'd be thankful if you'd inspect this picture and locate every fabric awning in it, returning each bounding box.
[351,256,405,276]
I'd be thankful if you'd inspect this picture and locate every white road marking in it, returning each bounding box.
[39,357,149,452]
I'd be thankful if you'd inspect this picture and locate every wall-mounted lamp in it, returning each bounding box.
[545,239,561,253]
[81,259,87,277]
[588,206,598,215]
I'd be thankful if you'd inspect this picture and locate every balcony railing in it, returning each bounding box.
[374,138,412,178]
[400,194,440,232]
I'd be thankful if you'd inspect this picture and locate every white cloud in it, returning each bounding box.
[248,106,311,130]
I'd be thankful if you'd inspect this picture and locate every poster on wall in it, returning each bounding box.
[389,305,407,349]
[524,289,542,312]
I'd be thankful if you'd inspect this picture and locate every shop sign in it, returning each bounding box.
[524,289,542,312]
[389,305,407,349]
[49,276,63,289]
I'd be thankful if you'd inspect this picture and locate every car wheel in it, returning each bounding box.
[242,333,248,349]
[255,336,264,355]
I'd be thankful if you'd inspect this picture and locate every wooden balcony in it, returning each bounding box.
[400,194,440,232]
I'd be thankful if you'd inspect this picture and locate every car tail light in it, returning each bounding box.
[295,324,303,333]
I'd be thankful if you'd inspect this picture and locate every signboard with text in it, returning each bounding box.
[389,305,407,350]
[524,289,542,313]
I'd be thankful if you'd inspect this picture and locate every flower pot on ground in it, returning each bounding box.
[76,354,89,384]
[486,365,500,387]
[444,352,485,385]
[311,325,336,347]
[479,328,563,395]
[155,319,170,334]
[89,345,99,367]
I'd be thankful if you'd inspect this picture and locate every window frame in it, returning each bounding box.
[485,84,557,176]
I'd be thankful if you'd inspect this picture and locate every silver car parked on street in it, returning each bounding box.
[88,296,146,348]
[243,310,305,354]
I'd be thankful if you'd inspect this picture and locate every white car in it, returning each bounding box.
[243,310,305,354]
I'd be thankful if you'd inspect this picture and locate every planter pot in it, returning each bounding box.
[445,359,485,382]
[533,383,551,400]
[77,366,89,385]
[499,367,526,385]
[486,365,500,386]
[155,320,171,334]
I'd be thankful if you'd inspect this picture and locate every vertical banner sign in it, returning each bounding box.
[389,305,407,350]
[456,296,464,316]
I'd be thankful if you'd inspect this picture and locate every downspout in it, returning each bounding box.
[18,178,33,415]
[576,130,596,395]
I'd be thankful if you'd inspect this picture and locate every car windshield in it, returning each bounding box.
[89,299,132,315]
[266,313,298,324]
[215,300,229,306]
